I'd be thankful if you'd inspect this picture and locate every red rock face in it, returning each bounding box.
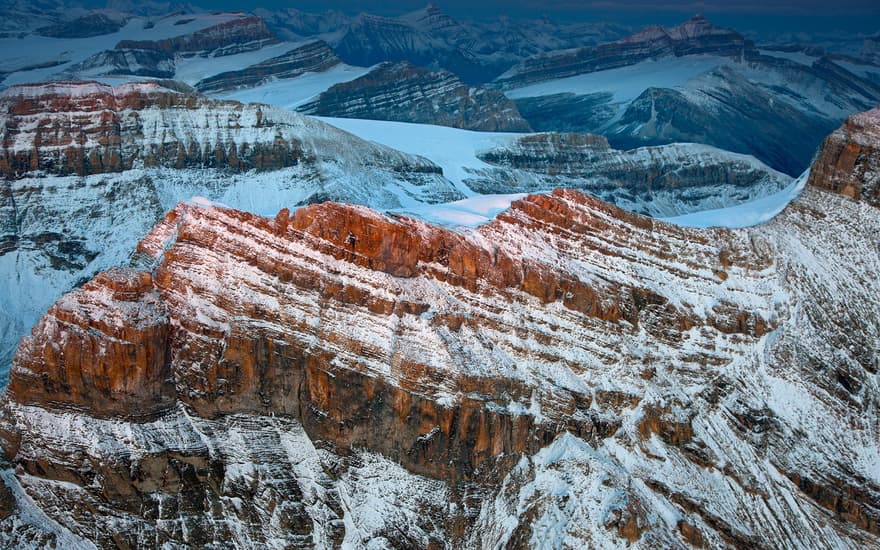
[808,106,880,206]
[8,269,173,418]
[7,189,771,481]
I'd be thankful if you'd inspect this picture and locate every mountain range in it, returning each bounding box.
[0,3,878,548]
[0,103,877,548]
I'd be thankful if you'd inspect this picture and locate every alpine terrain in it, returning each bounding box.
[0,2,878,549]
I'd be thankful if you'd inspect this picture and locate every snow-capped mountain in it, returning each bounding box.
[500,15,880,176]
[261,4,628,84]
[298,61,532,132]
[1,7,874,183]
[496,15,752,90]
[0,107,877,548]
[0,12,265,88]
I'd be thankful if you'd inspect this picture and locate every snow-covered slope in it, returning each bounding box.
[215,64,373,109]
[319,118,792,217]
[662,170,809,228]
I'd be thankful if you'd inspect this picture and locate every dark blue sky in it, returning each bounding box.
[188,1,880,36]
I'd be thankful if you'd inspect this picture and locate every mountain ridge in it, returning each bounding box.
[0,106,878,548]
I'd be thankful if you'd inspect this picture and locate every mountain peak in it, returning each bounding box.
[808,106,880,205]
[668,13,738,40]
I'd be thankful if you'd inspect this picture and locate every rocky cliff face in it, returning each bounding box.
[116,15,278,58]
[0,112,878,548]
[496,15,751,89]
[0,80,300,176]
[299,61,532,132]
[808,106,880,206]
[0,81,447,182]
[60,48,176,79]
[195,40,341,93]
[471,132,792,216]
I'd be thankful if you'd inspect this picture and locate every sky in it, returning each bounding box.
[184,0,880,36]
[80,0,880,38]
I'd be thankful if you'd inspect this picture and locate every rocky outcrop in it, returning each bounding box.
[116,15,278,57]
[298,61,532,132]
[469,132,792,216]
[9,269,173,418]
[496,15,752,89]
[195,40,341,93]
[1,108,880,547]
[36,12,127,38]
[808,106,880,206]
[60,48,176,79]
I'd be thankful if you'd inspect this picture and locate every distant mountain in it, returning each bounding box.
[496,15,751,89]
[195,40,341,93]
[116,15,278,57]
[299,61,532,132]
[36,12,129,38]
[259,4,628,84]
[499,15,880,176]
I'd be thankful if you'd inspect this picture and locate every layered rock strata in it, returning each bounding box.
[0,80,460,385]
[299,61,532,132]
[116,15,278,57]
[0,117,879,546]
[195,40,341,93]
